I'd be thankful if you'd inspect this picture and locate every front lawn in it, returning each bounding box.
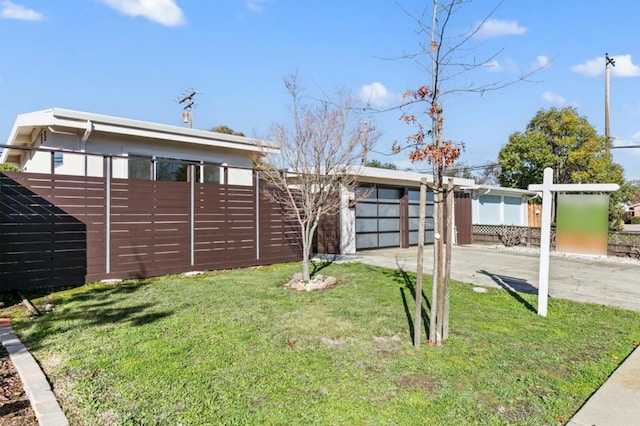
[4,262,640,425]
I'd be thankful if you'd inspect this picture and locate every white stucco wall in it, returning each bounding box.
[21,131,255,186]
[340,185,356,254]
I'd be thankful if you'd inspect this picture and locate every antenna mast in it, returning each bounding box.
[177,89,197,129]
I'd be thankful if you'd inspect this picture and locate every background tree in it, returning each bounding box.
[366,159,397,170]
[445,161,474,179]
[498,107,634,229]
[0,164,20,172]
[474,162,502,185]
[210,125,245,137]
[257,75,376,281]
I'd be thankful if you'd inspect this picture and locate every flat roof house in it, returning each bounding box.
[0,108,270,185]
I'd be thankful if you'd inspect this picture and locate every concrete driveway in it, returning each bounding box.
[341,245,640,312]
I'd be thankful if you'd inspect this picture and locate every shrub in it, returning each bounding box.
[631,216,640,225]
[0,163,20,172]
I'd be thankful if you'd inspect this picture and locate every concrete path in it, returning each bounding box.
[0,318,69,426]
[320,244,640,425]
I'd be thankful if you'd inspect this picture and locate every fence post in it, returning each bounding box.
[255,171,260,261]
[105,156,111,274]
[190,164,195,266]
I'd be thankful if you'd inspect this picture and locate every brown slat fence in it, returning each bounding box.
[0,171,302,291]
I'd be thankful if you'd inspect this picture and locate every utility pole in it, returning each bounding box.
[177,90,197,129]
[605,53,615,155]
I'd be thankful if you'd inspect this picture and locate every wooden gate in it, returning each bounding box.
[454,191,472,245]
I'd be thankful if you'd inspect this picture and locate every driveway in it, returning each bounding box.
[337,245,640,312]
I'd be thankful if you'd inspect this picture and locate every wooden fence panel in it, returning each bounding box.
[0,173,105,290]
[259,188,301,263]
[110,179,191,278]
[193,183,257,270]
[1,172,304,290]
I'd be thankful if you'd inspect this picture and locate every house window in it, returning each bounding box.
[155,157,190,182]
[128,155,152,180]
[127,155,220,182]
[202,165,221,184]
[53,151,63,168]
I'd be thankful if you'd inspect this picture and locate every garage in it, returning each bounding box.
[355,186,434,250]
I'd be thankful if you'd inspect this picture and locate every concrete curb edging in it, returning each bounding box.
[0,323,69,426]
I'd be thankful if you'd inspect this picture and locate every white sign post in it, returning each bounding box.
[528,168,619,317]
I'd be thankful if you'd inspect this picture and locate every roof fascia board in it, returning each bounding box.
[50,108,273,153]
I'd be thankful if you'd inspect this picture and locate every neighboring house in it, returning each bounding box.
[0,108,270,186]
[465,185,537,227]
[629,203,640,218]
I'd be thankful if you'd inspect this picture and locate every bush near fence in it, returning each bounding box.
[472,224,640,258]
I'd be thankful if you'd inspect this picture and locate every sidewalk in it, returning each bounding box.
[567,344,640,426]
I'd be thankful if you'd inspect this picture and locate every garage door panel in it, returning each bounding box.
[378,203,400,216]
[355,218,377,233]
[356,234,378,249]
[409,230,435,245]
[379,233,400,247]
[378,188,402,201]
[379,218,400,232]
[355,203,377,217]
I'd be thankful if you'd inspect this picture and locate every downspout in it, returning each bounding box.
[80,120,93,176]
[81,120,93,146]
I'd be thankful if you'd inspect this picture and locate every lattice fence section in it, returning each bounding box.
[472,225,553,248]
[473,224,640,258]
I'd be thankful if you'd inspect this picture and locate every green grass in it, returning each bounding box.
[4,262,640,425]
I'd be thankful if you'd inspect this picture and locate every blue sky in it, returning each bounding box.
[1,0,639,180]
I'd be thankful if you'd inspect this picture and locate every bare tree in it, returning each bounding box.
[394,0,545,347]
[257,75,378,281]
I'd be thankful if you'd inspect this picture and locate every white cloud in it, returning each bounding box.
[246,0,271,13]
[536,55,549,68]
[572,54,640,78]
[474,19,526,39]
[1,1,44,21]
[541,91,566,105]
[359,82,397,108]
[484,60,502,72]
[99,0,185,27]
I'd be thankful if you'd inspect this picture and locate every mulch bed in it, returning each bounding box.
[0,345,37,426]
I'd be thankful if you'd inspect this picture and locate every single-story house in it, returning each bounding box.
[462,184,537,227]
[0,108,270,186]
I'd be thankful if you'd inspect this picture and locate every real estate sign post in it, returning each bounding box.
[528,167,619,317]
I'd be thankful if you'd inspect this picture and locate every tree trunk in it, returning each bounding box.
[443,179,454,340]
[429,176,442,346]
[301,224,312,281]
[435,179,445,346]
[413,178,428,348]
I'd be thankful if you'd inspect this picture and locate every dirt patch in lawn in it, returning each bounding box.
[395,372,439,393]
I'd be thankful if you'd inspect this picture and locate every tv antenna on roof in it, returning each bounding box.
[176,89,197,128]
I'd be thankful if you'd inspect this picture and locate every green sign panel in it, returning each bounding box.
[556,194,609,256]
